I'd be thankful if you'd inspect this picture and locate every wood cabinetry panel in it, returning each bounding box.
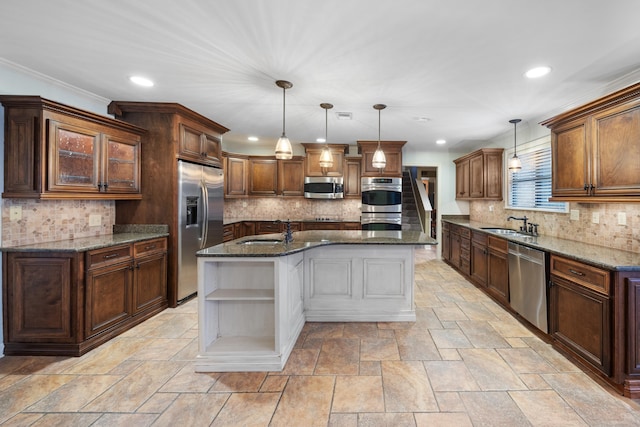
[249,158,278,196]
[551,121,589,197]
[133,252,167,314]
[86,262,132,338]
[454,148,503,200]
[278,158,305,196]
[224,156,248,197]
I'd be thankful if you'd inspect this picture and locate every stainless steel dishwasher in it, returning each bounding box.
[508,242,548,333]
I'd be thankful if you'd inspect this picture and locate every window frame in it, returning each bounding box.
[504,135,568,213]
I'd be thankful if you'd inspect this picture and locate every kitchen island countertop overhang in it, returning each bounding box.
[195,230,437,372]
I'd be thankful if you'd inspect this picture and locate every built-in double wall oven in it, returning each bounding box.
[361,177,402,230]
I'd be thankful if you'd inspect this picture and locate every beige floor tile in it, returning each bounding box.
[509,390,588,426]
[434,391,467,412]
[108,359,143,376]
[497,347,558,374]
[278,348,319,376]
[377,329,396,338]
[270,376,335,427]
[414,308,444,329]
[504,337,530,348]
[136,392,178,413]
[359,361,381,376]
[395,330,441,361]
[211,392,280,426]
[523,338,582,373]
[27,413,101,426]
[332,376,384,413]
[0,374,75,423]
[314,338,360,375]
[144,313,198,338]
[455,301,500,321]
[170,337,200,361]
[358,412,417,426]
[209,371,267,392]
[488,318,536,338]
[25,375,122,412]
[80,360,182,413]
[414,412,473,427]
[152,393,229,427]
[92,413,158,427]
[260,375,288,392]
[342,322,379,338]
[63,338,152,375]
[460,391,530,426]
[0,413,44,426]
[438,348,462,360]
[459,348,527,391]
[159,364,218,392]
[360,338,400,361]
[0,374,27,393]
[457,320,511,348]
[303,322,345,339]
[128,338,193,360]
[518,373,552,390]
[424,361,480,392]
[430,328,473,349]
[381,360,438,412]
[329,413,357,426]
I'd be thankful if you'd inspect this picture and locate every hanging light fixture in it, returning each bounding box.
[372,104,387,169]
[318,103,334,168]
[508,118,522,171]
[274,80,293,160]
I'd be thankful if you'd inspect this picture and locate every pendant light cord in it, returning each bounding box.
[282,86,286,137]
[377,108,381,149]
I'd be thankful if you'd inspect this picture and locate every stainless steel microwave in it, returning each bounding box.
[304,176,344,199]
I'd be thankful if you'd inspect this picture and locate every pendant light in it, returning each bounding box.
[372,104,387,169]
[318,103,334,168]
[274,80,293,160]
[508,118,522,171]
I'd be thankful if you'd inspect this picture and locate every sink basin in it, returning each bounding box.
[480,228,522,235]
[237,239,283,245]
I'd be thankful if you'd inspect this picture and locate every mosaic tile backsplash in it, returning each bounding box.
[2,199,115,247]
[224,198,362,222]
[470,200,640,253]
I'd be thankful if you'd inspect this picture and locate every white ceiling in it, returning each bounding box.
[2,0,640,154]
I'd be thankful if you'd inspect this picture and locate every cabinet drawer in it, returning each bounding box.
[550,255,610,295]
[256,222,281,234]
[133,238,167,258]
[88,245,132,269]
[472,231,487,244]
[223,224,235,242]
[488,235,508,253]
[460,238,470,250]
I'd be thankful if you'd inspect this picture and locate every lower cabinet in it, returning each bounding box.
[470,231,488,287]
[3,237,168,356]
[487,235,509,304]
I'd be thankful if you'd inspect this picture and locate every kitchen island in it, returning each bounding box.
[195,230,436,372]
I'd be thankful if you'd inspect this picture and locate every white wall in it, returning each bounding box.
[0,59,112,356]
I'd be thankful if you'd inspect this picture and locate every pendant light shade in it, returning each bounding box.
[319,103,334,168]
[508,118,522,171]
[372,104,387,169]
[274,80,293,160]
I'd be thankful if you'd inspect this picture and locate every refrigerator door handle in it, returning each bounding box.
[200,181,209,249]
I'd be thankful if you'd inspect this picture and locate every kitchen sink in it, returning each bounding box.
[237,239,283,245]
[480,228,522,235]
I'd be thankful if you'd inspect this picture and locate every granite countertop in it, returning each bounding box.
[0,225,169,253]
[197,230,437,257]
[224,218,361,225]
[443,218,640,271]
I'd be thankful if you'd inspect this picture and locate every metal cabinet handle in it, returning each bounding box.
[144,244,156,250]
[568,268,585,276]
[103,253,119,260]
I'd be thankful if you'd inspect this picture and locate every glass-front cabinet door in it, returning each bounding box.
[103,134,140,193]
[48,120,101,193]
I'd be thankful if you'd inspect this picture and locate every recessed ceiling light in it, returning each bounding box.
[336,112,352,120]
[436,139,446,145]
[248,136,259,142]
[129,76,154,87]
[525,66,551,79]
[316,138,326,143]
[414,117,431,122]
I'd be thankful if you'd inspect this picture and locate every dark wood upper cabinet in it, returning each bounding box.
[278,157,305,196]
[1,96,145,199]
[453,148,503,200]
[301,143,347,177]
[344,156,362,198]
[357,141,405,177]
[223,153,249,198]
[542,82,640,202]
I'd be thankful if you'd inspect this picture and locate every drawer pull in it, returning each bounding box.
[569,268,585,276]
[144,244,156,250]
[103,253,119,260]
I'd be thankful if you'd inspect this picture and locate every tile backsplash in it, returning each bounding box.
[2,199,114,247]
[224,198,361,222]
[470,201,640,253]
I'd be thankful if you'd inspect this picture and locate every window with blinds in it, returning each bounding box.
[507,142,567,212]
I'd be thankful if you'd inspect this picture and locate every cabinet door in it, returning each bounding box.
[470,232,488,286]
[551,119,590,197]
[450,231,461,267]
[6,253,76,342]
[344,158,362,197]
[103,133,141,193]
[455,160,470,199]
[591,102,640,196]
[305,148,344,177]
[48,120,101,193]
[85,262,133,338]
[550,276,611,375]
[249,158,278,196]
[225,156,248,197]
[133,252,168,314]
[484,151,503,199]
[441,226,450,262]
[469,154,484,198]
[201,133,222,166]
[487,236,509,305]
[278,158,305,196]
[179,123,221,166]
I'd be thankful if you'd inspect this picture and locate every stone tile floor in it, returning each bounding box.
[1,246,640,426]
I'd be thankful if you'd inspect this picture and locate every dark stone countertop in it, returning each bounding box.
[0,225,169,253]
[197,230,437,258]
[443,218,640,271]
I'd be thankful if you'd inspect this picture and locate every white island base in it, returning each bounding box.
[196,242,417,372]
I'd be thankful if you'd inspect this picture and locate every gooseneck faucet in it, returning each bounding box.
[507,215,528,232]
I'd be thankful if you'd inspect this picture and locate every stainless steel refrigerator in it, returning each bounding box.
[177,160,224,301]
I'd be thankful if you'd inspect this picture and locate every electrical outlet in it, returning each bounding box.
[89,214,101,227]
[9,206,22,221]
[618,212,627,225]
[592,212,599,224]
[570,209,580,221]
[489,205,494,212]
[295,201,301,208]
[242,201,248,208]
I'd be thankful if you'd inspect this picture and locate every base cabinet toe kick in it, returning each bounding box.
[196,244,417,372]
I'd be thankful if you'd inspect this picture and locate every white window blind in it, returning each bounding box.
[507,143,566,212]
